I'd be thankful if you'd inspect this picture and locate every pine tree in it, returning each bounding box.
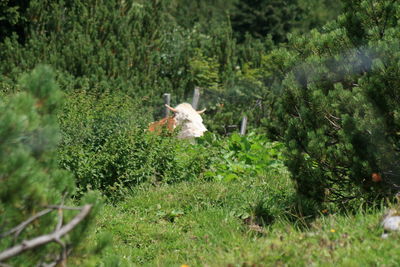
[263,0,400,206]
[230,0,304,43]
[0,65,100,265]
[0,0,239,105]
[0,0,29,43]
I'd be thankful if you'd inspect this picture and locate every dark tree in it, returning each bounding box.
[231,0,304,43]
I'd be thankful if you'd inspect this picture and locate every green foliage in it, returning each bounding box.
[0,0,29,42]
[0,65,101,265]
[0,0,347,137]
[189,48,221,91]
[167,0,237,30]
[199,132,286,182]
[296,0,344,34]
[0,0,180,96]
[231,0,304,43]
[58,92,212,199]
[260,0,400,206]
[0,0,238,106]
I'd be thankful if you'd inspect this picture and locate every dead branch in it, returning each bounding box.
[54,196,66,267]
[0,205,92,262]
[0,209,53,240]
[45,206,83,211]
[324,114,341,130]
[1,196,75,242]
[55,195,66,232]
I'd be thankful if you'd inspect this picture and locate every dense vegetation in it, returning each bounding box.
[1,0,400,265]
[267,0,400,205]
[0,66,103,265]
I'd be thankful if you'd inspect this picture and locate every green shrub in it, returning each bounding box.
[198,132,286,182]
[262,0,400,207]
[0,0,238,104]
[0,0,304,133]
[58,92,212,199]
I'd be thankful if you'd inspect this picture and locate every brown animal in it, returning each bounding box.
[148,116,177,134]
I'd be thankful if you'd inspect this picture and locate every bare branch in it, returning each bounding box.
[324,114,341,130]
[54,238,67,267]
[45,206,83,211]
[52,194,67,266]
[0,209,53,239]
[1,195,73,242]
[0,205,92,262]
[55,195,66,232]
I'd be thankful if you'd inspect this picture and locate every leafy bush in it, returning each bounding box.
[198,132,286,182]
[58,92,212,199]
[59,93,291,205]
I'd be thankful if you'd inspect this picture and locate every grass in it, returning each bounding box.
[73,168,400,267]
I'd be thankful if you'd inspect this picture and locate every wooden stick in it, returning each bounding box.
[45,205,83,211]
[0,205,92,262]
[163,93,171,118]
[0,209,53,239]
[240,116,248,136]
[55,199,65,232]
[1,205,80,240]
[192,87,200,110]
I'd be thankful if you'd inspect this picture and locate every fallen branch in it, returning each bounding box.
[1,205,79,242]
[0,209,53,239]
[45,205,83,211]
[0,204,92,262]
[0,195,73,241]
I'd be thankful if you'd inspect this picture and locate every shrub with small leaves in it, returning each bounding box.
[58,92,213,199]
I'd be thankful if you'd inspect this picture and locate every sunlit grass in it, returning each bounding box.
[81,172,400,266]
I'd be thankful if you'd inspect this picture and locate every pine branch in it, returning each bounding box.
[0,205,92,262]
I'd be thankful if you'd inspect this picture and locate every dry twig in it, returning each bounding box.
[0,209,53,240]
[0,205,92,262]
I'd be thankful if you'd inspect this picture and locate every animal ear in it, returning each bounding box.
[165,104,178,113]
[197,108,206,114]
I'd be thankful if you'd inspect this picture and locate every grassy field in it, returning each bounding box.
[74,167,400,267]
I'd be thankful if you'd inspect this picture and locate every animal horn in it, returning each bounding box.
[197,108,206,114]
[165,104,178,113]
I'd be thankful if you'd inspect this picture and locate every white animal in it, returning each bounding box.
[148,103,207,139]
